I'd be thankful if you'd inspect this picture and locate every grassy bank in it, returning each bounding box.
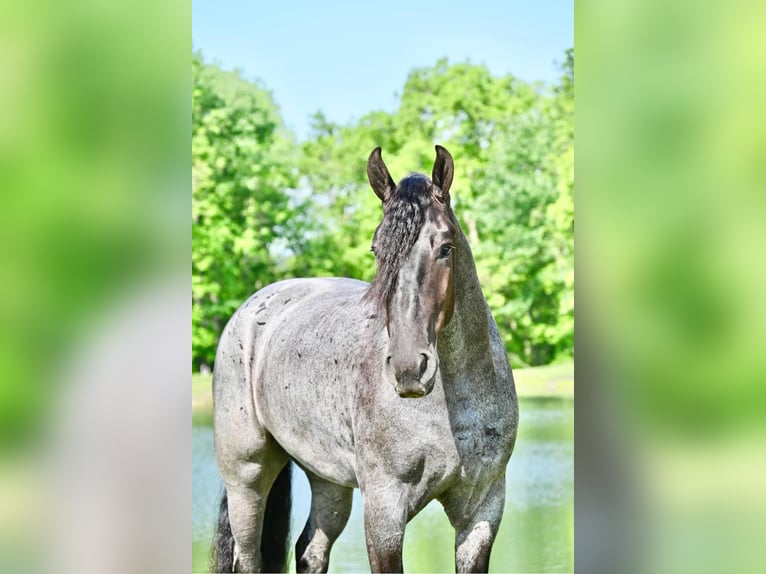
[192,361,573,424]
[512,361,574,399]
[192,373,214,426]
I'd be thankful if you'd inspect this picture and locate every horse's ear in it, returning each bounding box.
[432,145,454,203]
[367,147,396,203]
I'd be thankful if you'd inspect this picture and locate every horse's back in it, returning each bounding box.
[242,276,369,315]
[217,277,369,355]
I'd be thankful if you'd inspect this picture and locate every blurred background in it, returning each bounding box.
[578,1,766,573]
[1,0,190,572]
[0,0,764,573]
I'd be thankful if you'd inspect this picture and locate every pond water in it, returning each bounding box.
[192,398,573,573]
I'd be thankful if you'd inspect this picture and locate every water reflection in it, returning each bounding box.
[192,398,573,572]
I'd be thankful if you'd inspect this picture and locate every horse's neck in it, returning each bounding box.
[438,223,493,377]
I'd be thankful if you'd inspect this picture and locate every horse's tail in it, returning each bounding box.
[210,489,234,573]
[262,462,292,573]
[209,463,292,573]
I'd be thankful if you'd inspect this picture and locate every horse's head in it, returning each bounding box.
[366,146,457,398]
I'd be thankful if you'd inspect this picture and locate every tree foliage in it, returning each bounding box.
[192,53,297,369]
[192,51,574,369]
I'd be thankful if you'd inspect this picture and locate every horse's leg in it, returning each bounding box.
[214,322,294,572]
[360,483,408,573]
[215,387,288,572]
[224,480,267,572]
[295,472,353,573]
[221,441,289,573]
[444,475,506,573]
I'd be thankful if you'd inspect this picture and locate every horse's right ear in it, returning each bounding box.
[432,145,454,203]
[367,147,395,203]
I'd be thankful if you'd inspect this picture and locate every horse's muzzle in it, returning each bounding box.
[385,348,437,398]
[395,380,428,398]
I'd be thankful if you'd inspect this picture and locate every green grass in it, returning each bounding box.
[192,373,213,426]
[513,361,574,399]
[192,361,573,424]
[192,539,212,573]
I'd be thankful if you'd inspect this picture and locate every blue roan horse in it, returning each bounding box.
[211,146,519,573]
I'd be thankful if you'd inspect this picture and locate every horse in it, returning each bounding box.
[210,146,519,573]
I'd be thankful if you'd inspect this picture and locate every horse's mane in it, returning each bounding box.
[366,174,434,311]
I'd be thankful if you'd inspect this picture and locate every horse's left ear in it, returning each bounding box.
[367,147,396,203]
[432,145,454,203]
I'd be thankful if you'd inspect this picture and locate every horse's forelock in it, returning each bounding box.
[368,175,435,310]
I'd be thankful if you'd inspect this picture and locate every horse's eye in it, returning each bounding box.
[439,244,454,258]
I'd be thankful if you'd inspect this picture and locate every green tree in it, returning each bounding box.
[292,112,389,281]
[192,54,297,369]
[471,51,573,365]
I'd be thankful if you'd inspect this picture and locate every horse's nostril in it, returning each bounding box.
[419,353,428,377]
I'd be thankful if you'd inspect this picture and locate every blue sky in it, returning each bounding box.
[192,1,573,139]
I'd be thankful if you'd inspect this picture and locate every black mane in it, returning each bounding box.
[367,174,434,310]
